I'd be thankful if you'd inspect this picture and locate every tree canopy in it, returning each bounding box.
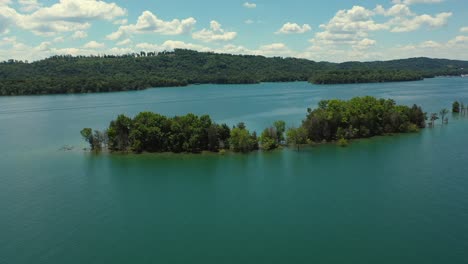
[2,49,467,95]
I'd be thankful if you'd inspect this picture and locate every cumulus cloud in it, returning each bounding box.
[83,40,105,49]
[0,0,127,36]
[460,27,468,33]
[72,30,87,39]
[192,21,237,42]
[392,0,444,4]
[0,5,17,34]
[310,6,386,47]
[107,11,196,40]
[389,35,468,60]
[116,38,131,46]
[18,0,41,12]
[243,2,256,9]
[389,12,452,32]
[276,22,311,34]
[305,3,454,62]
[113,18,127,25]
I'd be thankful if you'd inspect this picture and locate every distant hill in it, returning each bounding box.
[1,49,467,96]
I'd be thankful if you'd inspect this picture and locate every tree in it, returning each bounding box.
[439,108,449,125]
[273,120,286,142]
[107,114,132,151]
[80,128,93,149]
[229,125,258,153]
[453,101,460,113]
[260,127,278,151]
[430,113,439,127]
[80,128,105,151]
[286,126,308,151]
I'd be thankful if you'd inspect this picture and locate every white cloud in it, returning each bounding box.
[310,6,386,47]
[18,0,41,12]
[243,2,256,9]
[392,0,444,5]
[353,38,377,49]
[388,35,468,60]
[460,27,468,33]
[84,41,105,49]
[116,38,131,46]
[107,11,196,40]
[448,35,468,45]
[389,12,452,32]
[113,18,127,25]
[375,4,414,16]
[245,19,254,24]
[305,3,454,62]
[53,36,65,43]
[0,5,17,34]
[136,40,209,52]
[276,22,311,34]
[0,0,127,36]
[192,20,237,42]
[72,30,87,39]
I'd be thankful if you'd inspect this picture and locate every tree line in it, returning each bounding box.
[2,49,468,96]
[81,96,428,153]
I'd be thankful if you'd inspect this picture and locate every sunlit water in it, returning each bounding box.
[1,78,468,263]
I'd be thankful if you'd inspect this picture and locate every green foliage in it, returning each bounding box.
[1,50,467,95]
[229,125,258,153]
[301,96,426,142]
[309,69,424,84]
[107,114,133,151]
[80,128,105,151]
[286,126,308,150]
[337,138,349,147]
[407,123,420,133]
[453,101,460,113]
[104,112,231,153]
[273,120,286,142]
[260,127,279,151]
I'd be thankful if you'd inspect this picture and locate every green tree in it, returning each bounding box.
[453,101,460,113]
[229,125,258,153]
[260,127,278,151]
[273,120,286,142]
[286,126,308,151]
[107,114,133,151]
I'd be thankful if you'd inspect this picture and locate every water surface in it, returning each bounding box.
[1,78,468,264]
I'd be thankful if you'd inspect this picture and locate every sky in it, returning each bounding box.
[0,0,467,62]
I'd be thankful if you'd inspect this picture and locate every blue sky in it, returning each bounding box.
[1,0,467,62]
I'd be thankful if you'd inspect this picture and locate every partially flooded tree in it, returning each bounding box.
[439,108,449,125]
[452,101,460,113]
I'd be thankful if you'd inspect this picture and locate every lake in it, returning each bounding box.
[1,78,468,264]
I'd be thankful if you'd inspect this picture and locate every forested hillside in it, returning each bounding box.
[1,49,467,95]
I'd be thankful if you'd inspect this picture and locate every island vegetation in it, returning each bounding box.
[2,49,468,96]
[81,96,427,153]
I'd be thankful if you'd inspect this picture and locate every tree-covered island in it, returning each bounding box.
[2,49,468,96]
[81,96,427,153]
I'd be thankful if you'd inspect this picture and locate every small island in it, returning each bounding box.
[81,96,427,153]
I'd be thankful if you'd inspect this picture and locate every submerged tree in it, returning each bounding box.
[439,108,449,125]
[429,113,439,127]
[80,128,106,151]
[453,101,460,113]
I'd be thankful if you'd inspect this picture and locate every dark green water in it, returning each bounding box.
[1,78,468,263]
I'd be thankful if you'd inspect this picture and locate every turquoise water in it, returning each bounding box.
[1,78,468,263]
